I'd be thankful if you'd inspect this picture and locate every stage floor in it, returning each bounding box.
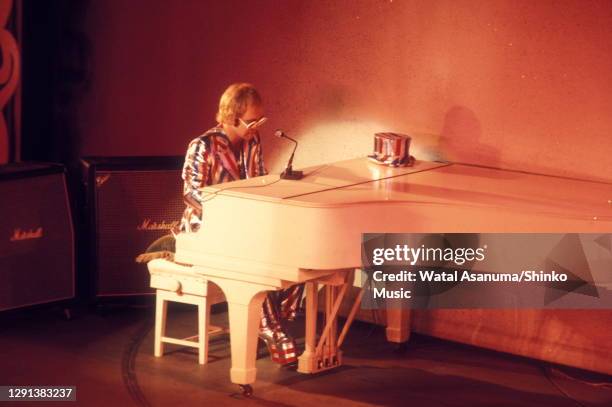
[1,303,611,406]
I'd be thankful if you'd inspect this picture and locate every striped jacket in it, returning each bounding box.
[179,127,267,233]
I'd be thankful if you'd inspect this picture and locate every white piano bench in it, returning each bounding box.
[148,259,226,365]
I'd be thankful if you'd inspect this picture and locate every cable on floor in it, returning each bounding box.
[541,363,590,407]
[121,315,154,407]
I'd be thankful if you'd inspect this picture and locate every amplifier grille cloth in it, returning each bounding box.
[0,173,74,310]
[95,170,183,296]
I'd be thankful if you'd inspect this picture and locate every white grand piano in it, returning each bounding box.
[149,157,611,395]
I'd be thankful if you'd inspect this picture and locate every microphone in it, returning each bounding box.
[275,129,303,180]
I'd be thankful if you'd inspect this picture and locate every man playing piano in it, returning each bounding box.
[141,83,302,365]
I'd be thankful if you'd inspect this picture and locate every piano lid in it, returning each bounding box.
[199,157,611,220]
[200,158,449,202]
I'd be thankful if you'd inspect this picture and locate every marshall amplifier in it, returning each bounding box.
[0,163,75,311]
[81,156,184,298]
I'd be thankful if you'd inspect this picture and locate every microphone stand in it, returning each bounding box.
[280,134,303,180]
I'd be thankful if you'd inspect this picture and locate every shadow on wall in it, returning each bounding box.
[432,106,501,168]
[313,84,350,120]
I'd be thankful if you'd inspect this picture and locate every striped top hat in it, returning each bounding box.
[368,132,413,167]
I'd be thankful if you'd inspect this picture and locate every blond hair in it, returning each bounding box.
[215,83,262,125]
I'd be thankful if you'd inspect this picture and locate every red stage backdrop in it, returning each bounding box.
[78,0,612,181]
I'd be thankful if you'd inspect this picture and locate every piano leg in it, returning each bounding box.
[384,276,412,345]
[386,308,411,345]
[213,279,270,389]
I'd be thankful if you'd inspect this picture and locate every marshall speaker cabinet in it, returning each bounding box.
[0,163,75,311]
[81,156,184,298]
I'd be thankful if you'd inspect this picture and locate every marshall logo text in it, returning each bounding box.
[10,227,44,242]
[137,219,179,231]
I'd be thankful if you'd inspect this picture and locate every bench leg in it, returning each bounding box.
[154,291,168,357]
[198,299,211,365]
